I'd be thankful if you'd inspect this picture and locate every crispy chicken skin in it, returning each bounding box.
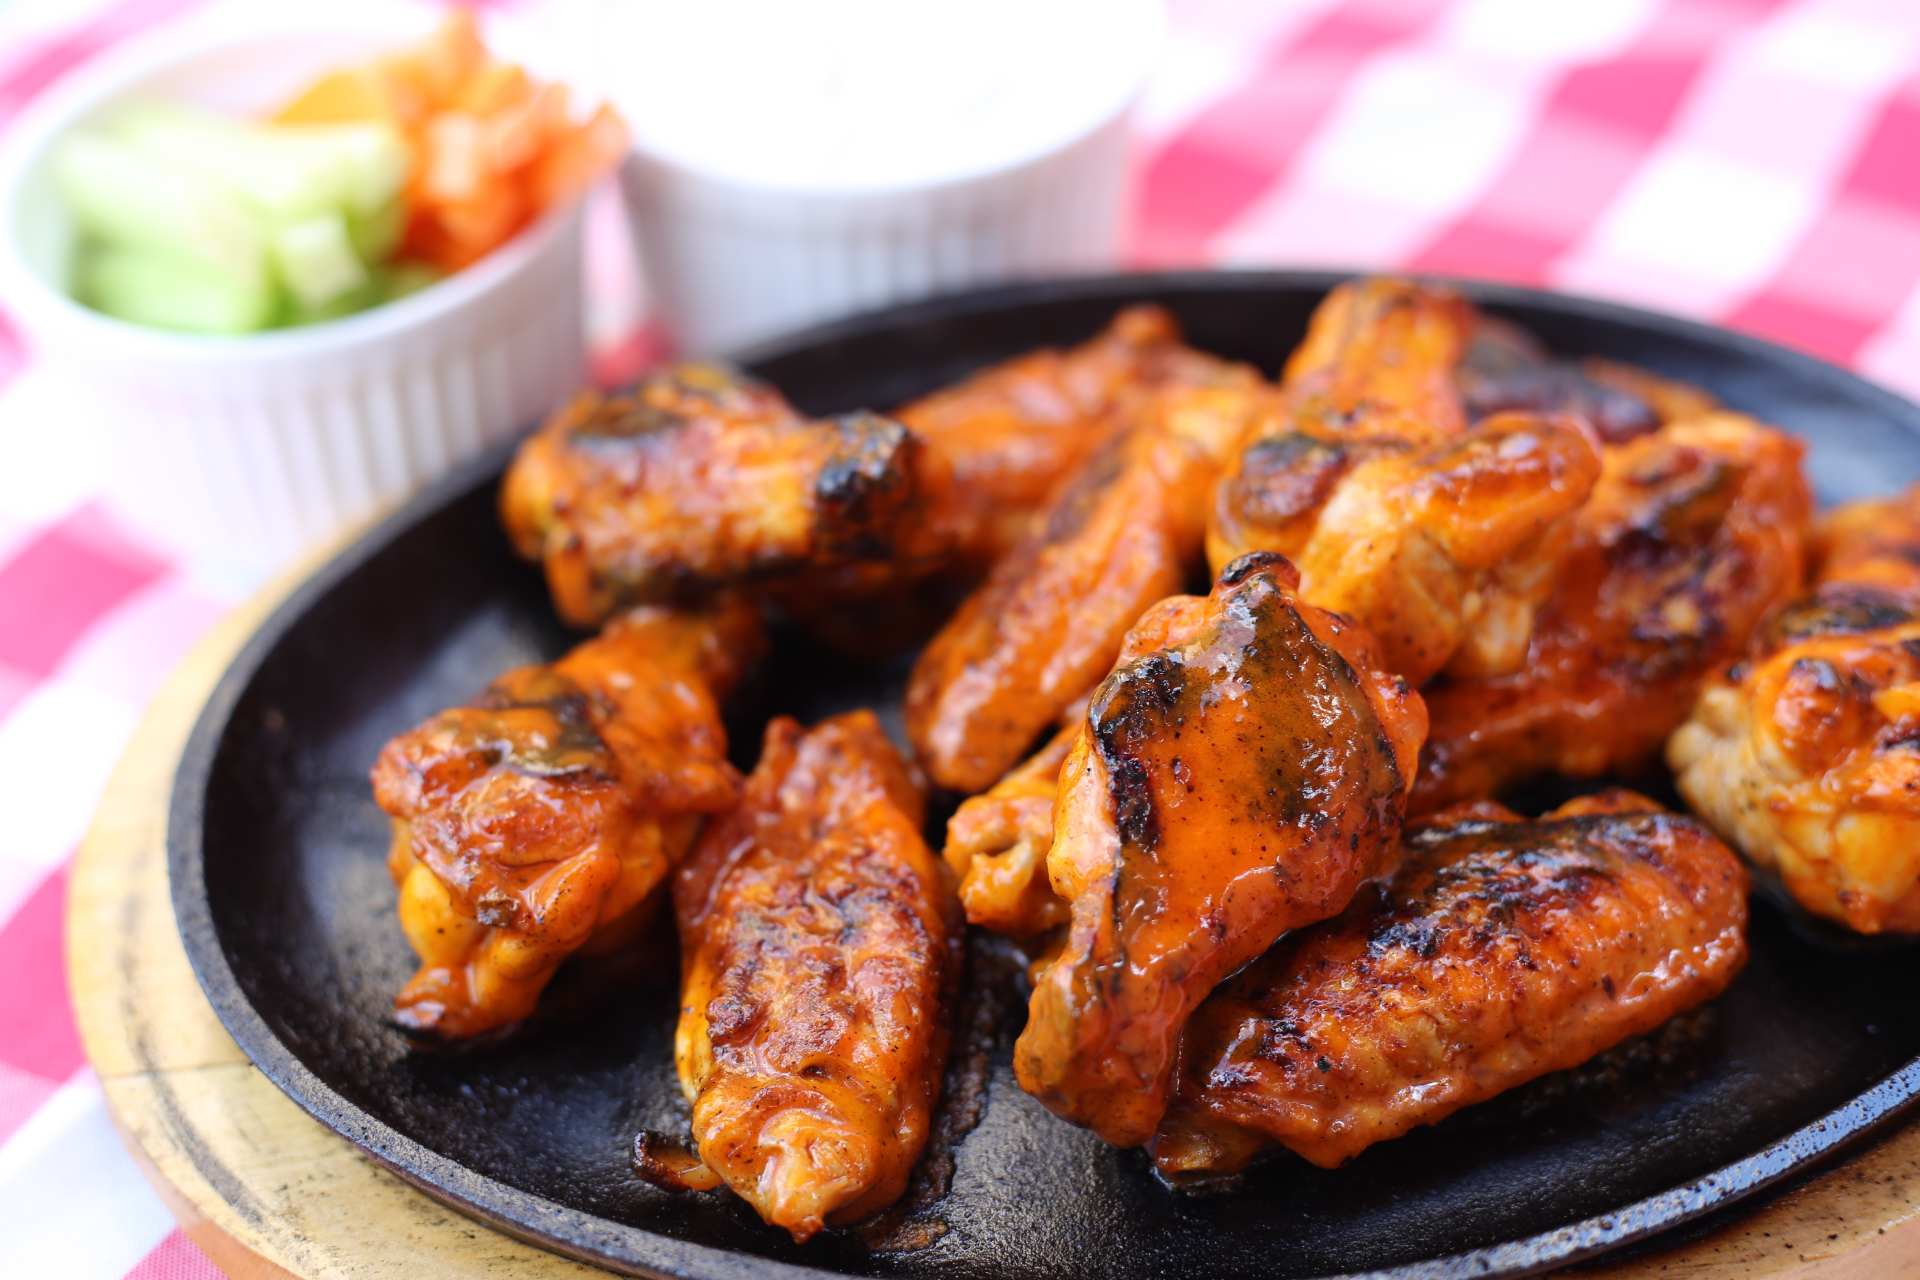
[1015,552,1427,1147]
[942,725,1076,935]
[501,362,945,626]
[1153,792,1748,1177]
[1670,485,1920,934]
[1209,280,1602,683]
[906,373,1267,794]
[1416,413,1812,813]
[651,712,961,1241]
[370,598,764,1039]
[1223,411,1603,683]
[897,304,1244,569]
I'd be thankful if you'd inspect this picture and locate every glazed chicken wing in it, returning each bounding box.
[1670,485,1920,934]
[370,598,764,1039]
[643,712,960,1241]
[501,362,944,626]
[1209,280,1602,683]
[1015,552,1427,1147]
[897,304,1243,569]
[1416,412,1812,812]
[906,372,1267,793]
[1152,792,1748,1177]
[941,724,1076,935]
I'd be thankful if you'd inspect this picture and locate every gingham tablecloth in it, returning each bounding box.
[5,0,1920,1274]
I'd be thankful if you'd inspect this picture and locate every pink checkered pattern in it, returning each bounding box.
[5,0,1920,1274]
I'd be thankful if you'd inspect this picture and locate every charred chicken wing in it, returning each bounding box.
[1209,278,1473,573]
[1416,413,1812,812]
[647,711,960,1241]
[501,362,945,626]
[1015,552,1427,1147]
[1210,280,1602,683]
[1670,485,1920,934]
[371,598,764,1039]
[906,372,1267,794]
[1152,792,1748,1177]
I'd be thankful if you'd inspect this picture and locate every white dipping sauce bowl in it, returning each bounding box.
[604,0,1165,353]
[0,14,591,570]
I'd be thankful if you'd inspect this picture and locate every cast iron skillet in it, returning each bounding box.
[170,271,1920,1280]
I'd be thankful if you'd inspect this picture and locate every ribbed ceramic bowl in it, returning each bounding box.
[0,15,589,570]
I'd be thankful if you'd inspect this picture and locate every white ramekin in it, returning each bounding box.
[603,0,1165,354]
[0,14,590,570]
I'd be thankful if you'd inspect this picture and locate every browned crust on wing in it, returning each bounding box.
[1416,412,1812,812]
[370,597,763,1039]
[501,363,943,625]
[1209,278,1474,571]
[1154,797,1748,1176]
[669,712,961,1241]
[897,305,1247,567]
[1671,483,1920,934]
[1014,554,1427,1147]
[905,376,1268,794]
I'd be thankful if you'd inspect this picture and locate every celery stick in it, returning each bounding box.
[52,131,268,285]
[78,243,280,334]
[271,211,368,308]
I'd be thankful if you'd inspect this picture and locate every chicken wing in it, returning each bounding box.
[1670,485,1920,934]
[906,372,1268,793]
[1416,413,1812,813]
[1015,552,1427,1147]
[1209,280,1601,683]
[646,711,960,1241]
[501,362,945,626]
[1208,278,1473,573]
[941,724,1076,935]
[1153,791,1748,1178]
[897,304,1244,570]
[370,598,764,1039]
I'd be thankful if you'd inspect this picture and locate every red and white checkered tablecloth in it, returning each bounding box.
[5,0,1920,1274]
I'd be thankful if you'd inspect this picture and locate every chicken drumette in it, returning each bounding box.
[639,712,960,1241]
[1153,791,1748,1177]
[1209,279,1602,684]
[1015,552,1427,1147]
[370,598,764,1039]
[1416,412,1812,813]
[501,363,947,626]
[1670,484,1920,934]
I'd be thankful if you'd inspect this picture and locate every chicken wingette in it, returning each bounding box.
[906,373,1268,793]
[1153,791,1749,1178]
[1416,412,1812,813]
[642,711,960,1241]
[897,304,1245,570]
[1016,552,1427,1147]
[501,363,946,626]
[370,598,764,1039]
[1209,279,1602,683]
[1670,484,1920,934]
